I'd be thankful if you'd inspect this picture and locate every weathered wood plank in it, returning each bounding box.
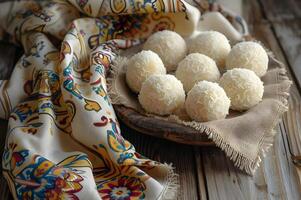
[283,85,301,157]
[199,147,269,200]
[193,147,208,200]
[277,122,301,199]
[121,124,200,200]
[195,0,301,199]
[199,126,301,200]
[259,0,301,20]
[259,0,301,185]
[260,0,301,90]
[271,20,301,89]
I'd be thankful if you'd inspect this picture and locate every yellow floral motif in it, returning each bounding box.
[84,99,101,112]
[33,160,54,178]
[58,154,92,168]
[1,0,192,199]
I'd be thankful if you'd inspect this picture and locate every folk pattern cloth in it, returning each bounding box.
[0,0,200,199]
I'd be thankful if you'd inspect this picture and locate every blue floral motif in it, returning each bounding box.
[15,155,86,200]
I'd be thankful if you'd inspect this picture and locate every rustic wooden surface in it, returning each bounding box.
[0,0,301,199]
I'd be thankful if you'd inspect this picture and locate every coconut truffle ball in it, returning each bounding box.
[126,50,166,93]
[219,68,264,111]
[176,53,220,92]
[185,81,230,122]
[226,41,268,77]
[189,31,231,69]
[143,30,187,72]
[139,74,185,115]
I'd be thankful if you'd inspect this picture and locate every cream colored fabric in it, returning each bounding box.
[0,0,202,199]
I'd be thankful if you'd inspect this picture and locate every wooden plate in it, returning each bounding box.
[114,105,214,146]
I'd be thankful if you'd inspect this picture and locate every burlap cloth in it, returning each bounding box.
[108,18,292,175]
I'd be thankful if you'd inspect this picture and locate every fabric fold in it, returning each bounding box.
[0,0,202,199]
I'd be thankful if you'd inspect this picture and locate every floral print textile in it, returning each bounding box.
[0,0,199,199]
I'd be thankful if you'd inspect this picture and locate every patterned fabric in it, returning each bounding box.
[0,0,200,199]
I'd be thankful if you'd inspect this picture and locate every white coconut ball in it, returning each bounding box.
[139,74,185,115]
[226,41,269,77]
[126,50,166,93]
[219,68,264,111]
[176,53,220,92]
[143,30,187,72]
[189,31,231,69]
[185,81,230,122]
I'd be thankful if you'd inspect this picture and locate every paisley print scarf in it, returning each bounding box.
[0,0,200,199]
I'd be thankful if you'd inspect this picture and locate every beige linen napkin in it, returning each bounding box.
[108,13,291,175]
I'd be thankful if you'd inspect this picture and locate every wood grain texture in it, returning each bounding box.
[121,124,200,200]
[277,123,301,200]
[282,80,301,160]
[199,147,268,200]
[258,0,301,184]
[199,129,301,200]
[194,0,301,199]
[193,147,208,200]
[259,0,301,20]
[259,0,301,89]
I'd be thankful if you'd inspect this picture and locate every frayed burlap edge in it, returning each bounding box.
[107,55,292,175]
[107,56,129,105]
[168,55,292,175]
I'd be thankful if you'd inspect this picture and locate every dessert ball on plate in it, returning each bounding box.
[126,50,166,93]
[176,53,220,92]
[219,68,264,111]
[226,41,268,77]
[185,81,230,122]
[143,30,187,72]
[139,74,185,115]
[189,31,231,69]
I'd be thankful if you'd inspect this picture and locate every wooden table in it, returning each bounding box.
[0,0,301,199]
